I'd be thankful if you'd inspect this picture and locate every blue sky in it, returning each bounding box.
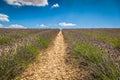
[0,0,120,28]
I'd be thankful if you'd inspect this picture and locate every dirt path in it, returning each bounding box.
[20,31,84,80]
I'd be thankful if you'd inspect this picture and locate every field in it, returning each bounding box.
[0,29,59,80]
[63,29,120,80]
[0,28,120,80]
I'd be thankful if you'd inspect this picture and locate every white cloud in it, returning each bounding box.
[0,24,3,28]
[8,24,27,28]
[39,24,46,27]
[0,13,9,22]
[5,0,48,6]
[51,3,59,8]
[59,22,76,27]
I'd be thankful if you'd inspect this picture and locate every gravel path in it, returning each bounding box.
[19,31,84,80]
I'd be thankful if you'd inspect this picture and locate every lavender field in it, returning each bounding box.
[63,29,120,80]
[0,28,120,80]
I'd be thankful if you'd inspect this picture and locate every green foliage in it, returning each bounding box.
[108,38,120,50]
[0,44,39,80]
[16,44,38,63]
[82,32,94,37]
[0,32,29,45]
[0,36,13,45]
[83,31,120,50]
[36,37,49,48]
[83,31,108,40]
[0,29,59,79]
[63,29,120,80]
[73,42,103,64]
[97,34,108,40]
[73,42,120,80]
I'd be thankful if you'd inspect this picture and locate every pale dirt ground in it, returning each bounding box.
[19,31,86,80]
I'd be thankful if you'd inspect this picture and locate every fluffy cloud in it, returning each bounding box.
[5,0,48,6]
[0,13,9,22]
[0,24,3,28]
[39,24,46,27]
[8,24,27,28]
[51,3,59,8]
[59,22,76,27]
